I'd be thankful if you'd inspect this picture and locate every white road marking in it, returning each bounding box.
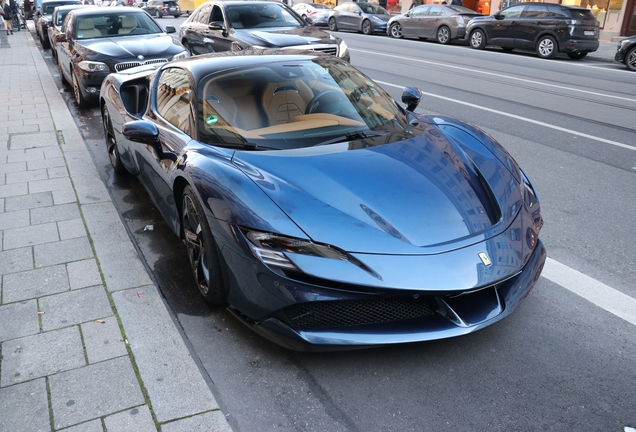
[353,48,636,103]
[542,258,636,327]
[375,80,636,152]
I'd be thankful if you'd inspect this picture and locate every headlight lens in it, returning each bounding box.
[172,50,189,60]
[77,61,108,72]
[338,39,348,57]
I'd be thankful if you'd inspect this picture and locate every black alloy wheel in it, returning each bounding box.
[102,106,128,175]
[182,186,227,305]
[361,19,372,35]
[328,17,338,31]
[536,35,558,59]
[625,47,636,71]
[389,22,402,38]
[72,72,88,109]
[567,51,588,60]
[436,25,451,44]
[469,29,486,49]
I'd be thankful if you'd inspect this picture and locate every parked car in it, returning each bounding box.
[99,50,546,351]
[179,1,349,61]
[292,2,332,26]
[142,0,180,17]
[615,36,636,71]
[388,5,482,45]
[328,2,390,35]
[34,0,82,48]
[47,4,96,62]
[465,2,599,60]
[54,7,188,108]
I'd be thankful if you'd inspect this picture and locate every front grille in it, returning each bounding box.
[115,58,168,72]
[281,44,338,56]
[279,299,436,329]
[310,46,337,56]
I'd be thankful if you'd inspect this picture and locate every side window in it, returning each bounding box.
[499,5,524,18]
[210,5,223,23]
[428,6,444,16]
[523,4,548,18]
[63,13,74,37]
[546,5,567,18]
[156,68,194,136]
[195,4,211,23]
[411,6,429,17]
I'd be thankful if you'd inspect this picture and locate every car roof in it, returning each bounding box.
[70,5,148,15]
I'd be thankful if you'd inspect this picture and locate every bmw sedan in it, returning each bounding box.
[54,7,188,108]
[99,50,546,351]
[179,1,349,62]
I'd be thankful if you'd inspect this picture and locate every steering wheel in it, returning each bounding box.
[305,90,348,115]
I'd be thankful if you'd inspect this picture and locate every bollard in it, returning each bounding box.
[0,28,10,48]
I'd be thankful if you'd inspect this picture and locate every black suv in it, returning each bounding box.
[142,0,180,18]
[465,2,599,60]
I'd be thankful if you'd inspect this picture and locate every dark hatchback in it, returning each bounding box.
[54,7,188,108]
[615,36,636,71]
[178,0,349,62]
[466,2,599,60]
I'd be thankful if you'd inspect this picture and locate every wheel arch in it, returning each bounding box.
[534,31,560,51]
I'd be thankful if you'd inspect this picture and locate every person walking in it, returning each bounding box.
[0,3,12,35]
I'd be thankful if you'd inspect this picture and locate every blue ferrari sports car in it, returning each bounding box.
[99,50,545,351]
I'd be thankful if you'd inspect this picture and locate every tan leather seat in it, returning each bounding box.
[118,16,137,34]
[262,81,313,125]
[77,19,102,38]
[203,78,268,131]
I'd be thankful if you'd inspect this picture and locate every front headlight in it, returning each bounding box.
[172,50,189,60]
[617,39,630,49]
[338,39,348,57]
[77,61,108,72]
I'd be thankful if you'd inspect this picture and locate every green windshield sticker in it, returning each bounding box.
[205,115,219,125]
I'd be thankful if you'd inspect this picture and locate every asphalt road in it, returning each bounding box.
[39,23,636,432]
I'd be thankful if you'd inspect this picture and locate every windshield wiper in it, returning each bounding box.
[315,130,391,146]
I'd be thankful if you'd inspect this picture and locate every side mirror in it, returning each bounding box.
[494,13,503,20]
[54,33,67,43]
[402,87,422,112]
[208,21,224,30]
[165,25,176,33]
[354,9,361,15]
[122,120,161,153]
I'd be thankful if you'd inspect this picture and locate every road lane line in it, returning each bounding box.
[375,80,636,152]
[354,49,636,103]
[542,258,636,327]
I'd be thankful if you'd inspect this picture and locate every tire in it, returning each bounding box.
[102,106,128,175]
[626,46,636,71]
[389,22,402,39]
[328,17,337,31]
[469,29,486,50]
[536,35,557,59]
[182,185,227,305]
[58,60,68,86]
[567,51,587,60]
[436,25,451,45]
[72,72,89,109]
[361,19,372,35]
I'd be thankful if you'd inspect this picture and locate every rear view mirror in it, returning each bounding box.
[165,25,176,33]
[208,21,224,30]
[402,87,422,112]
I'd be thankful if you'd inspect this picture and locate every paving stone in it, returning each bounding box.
[1,326,85,387]
[0,161,26,174]
[2,264,69,302]
[112,287,219,423]
[3,222,60,250]
[34,237,93,268]
[81,317,127,364]
[58,419,103,432]
[9,132,58,150]
[28,157,66,171]
[52,188,77,205]
[31,203,80,225]
[0,378,50,432]
[48,166,69,179]
[67,259,102,290]
[0,247,34,275]
[29,177,73,194]
[5,191,53,212]
[0,182,28,198]
[0,300,40,342]
[161,411,233,432]
[49,356,145,430]
[6,168,49,184]
[104,405,157,432]
[58,218,87,241]
[64,152,110,205]
[40,286,112,331]
[8,124,40,134]
[7,149,43,163]
[0,208,30,230]
[0,197,4,212]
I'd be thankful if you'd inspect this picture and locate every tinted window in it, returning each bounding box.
[193,4,211,23]
[156,68,193,135]
[523,4,548,18]
[74,11,162,39]
[334,4,347,11]
[210,5,223,23]
[569,8,596,20]
[428,6,444,16]
[43,1,80,15]
[411,5,429,17]
[546,5,567,17]
[359,3,388,14]
[499,5,524,18]
[225,4,303,29]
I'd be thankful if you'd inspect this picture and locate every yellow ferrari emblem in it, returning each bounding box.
[478,252,492,266]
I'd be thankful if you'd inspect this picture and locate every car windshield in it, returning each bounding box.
[43,1,79,14]
[196,57,417,150]
[359,3,388,14]
[75,11,162,38]
[226,3,304,29]
[312,3,330,9]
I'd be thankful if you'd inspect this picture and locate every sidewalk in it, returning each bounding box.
[0,29,233,432]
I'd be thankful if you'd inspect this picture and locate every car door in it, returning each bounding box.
[488,4,524,48]
[420,5,444,38]
[401,5,429,38]
[200,5,233,53]
[338,4,357,30]
[515,4,550,50]
[138,67,194,224]
[56,12,75,82]
[182,4,212,54]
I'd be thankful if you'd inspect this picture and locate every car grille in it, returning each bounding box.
[279,298,436,329]
[115,58,168,72]
[282,44,338,56]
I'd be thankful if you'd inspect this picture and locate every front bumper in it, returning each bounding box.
[74,68,111,103]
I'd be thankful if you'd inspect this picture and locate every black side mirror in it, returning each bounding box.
[494,13,503,20]
[401,87,422,112]
[122,120,161,154]
[165,25,176,33]
[208,21,224,30]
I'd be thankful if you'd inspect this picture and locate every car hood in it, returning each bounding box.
[75,34,182,58]
[365,13,391,22]
[233,125,521,255]
[233,26,337,48]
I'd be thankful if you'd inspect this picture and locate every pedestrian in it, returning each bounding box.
[409,0,422,9]
[0,3,12,35]
[450,0,462,5]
